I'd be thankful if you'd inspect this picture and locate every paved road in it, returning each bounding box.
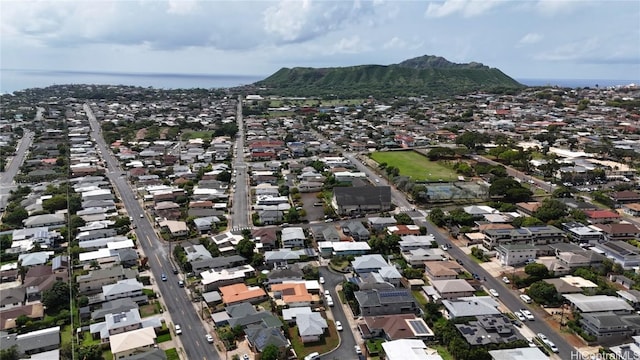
[346,154,575,359]
[319,267,357,360]
[0,109,39,210]
[84,104,220,360]
[231,95,250,229]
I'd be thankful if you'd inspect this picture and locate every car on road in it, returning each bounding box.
[139,213,144,218]
[304,352,320,360]
[472,273,480,280]
[355,345,362,354]
[205,334,213,343]
[336,321,343,331]
[319,276,325,284]
[514,311,526,322]
[242,355,250,360]
[324,289,330,296]
[129,216,133,222]
[528,339,537,347]
[520,309,534,321]
[537,333,547,341]
[520,294,533,304]
[161,273,167,281]
[489,289,499,297]
[174,324,182,335]
[178,280,185,288]
[440,244,449,251]
[173,268,179,274]
[502,276,511,284]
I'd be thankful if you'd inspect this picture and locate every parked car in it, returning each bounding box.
[178,280,185,288]
[537,333,547,342]
[489,289,499,297]
[520,294,533,304]
[304,352,320,360]
[205,334,213,343]
[319,277,325,284]
[514,311,526,322]
[336,321,343,331]
[355,345,362,354]
[502,276,510,284]
[174,324,182,335]
[242,354,250,360]
[441,244,449,251]
[324,289,330,296]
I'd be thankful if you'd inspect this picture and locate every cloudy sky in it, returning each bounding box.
[1,0,639,82]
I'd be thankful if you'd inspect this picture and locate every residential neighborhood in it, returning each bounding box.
[0,82,639,360]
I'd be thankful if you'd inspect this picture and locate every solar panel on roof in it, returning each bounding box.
[379,290,408,298]
[408,320,430,334]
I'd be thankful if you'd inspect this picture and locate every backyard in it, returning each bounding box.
[288,320,340,359]
[370,151,458,182]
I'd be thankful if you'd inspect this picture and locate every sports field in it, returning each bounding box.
[370,151,458,182]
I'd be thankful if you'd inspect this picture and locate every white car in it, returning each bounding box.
[205,334,213,343]
[335,321,343,331]
[324,289,330,296]
[174,324,182,335]
[440,244,449,251]
[514,311,526,322]
[502,276,511,284]
[489,289,499,297]
[355,345,362,354]
[537,333,547,341]
[521,309,534,321]
[319,277,325,284]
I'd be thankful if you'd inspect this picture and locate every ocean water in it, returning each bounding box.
[1,68,637,94]
[517,78,638,88]
[0,69,266,94]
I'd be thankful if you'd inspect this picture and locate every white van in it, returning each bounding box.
[520,294,533,304]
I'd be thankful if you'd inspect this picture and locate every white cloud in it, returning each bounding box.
[167,0,198,15]
[331,35,369,54]
[383,37,406,49]
[535,0,580,16]
[518,32,543,45]
[425,0,504,18]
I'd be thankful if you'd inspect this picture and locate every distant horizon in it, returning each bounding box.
[1,67,638,94]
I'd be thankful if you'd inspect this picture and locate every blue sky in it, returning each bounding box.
[1,0,639,81]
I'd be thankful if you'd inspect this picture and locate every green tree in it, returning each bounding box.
[342,281,360,302]
[0,345,19,360]
[429,208,446,227]
[42,280,71,314]
[42,194,68,213]
[394,213,413,225]
[76,345,103,360]
[524,263,550,279]
[489,178,532,203]
[533,199,568,223]
[216,170,232,183]
[2,207,28,228]
[527,281,560,306]
[236,239,255,259]
[260,344,280,360]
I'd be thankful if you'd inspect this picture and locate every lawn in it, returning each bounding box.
[288,319,340,359]
[157,333,172,343]
[370,151,458,182]
[165,349,179,360]
[431,344,454,360]
[412,290,429,310]
[183,130,214,140]
[366,338,385,356]
[139,303,158,317]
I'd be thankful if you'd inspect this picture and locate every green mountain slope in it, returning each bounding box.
[254,55,524,98]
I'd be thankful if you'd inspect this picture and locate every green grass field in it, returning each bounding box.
[370,151,458,182]
[183,130,214,140]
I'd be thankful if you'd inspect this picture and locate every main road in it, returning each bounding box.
[230,95,251,229]
[84,104,220,360]
[346,153,576,359]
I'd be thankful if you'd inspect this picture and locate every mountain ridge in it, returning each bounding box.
[254,55,524,98]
